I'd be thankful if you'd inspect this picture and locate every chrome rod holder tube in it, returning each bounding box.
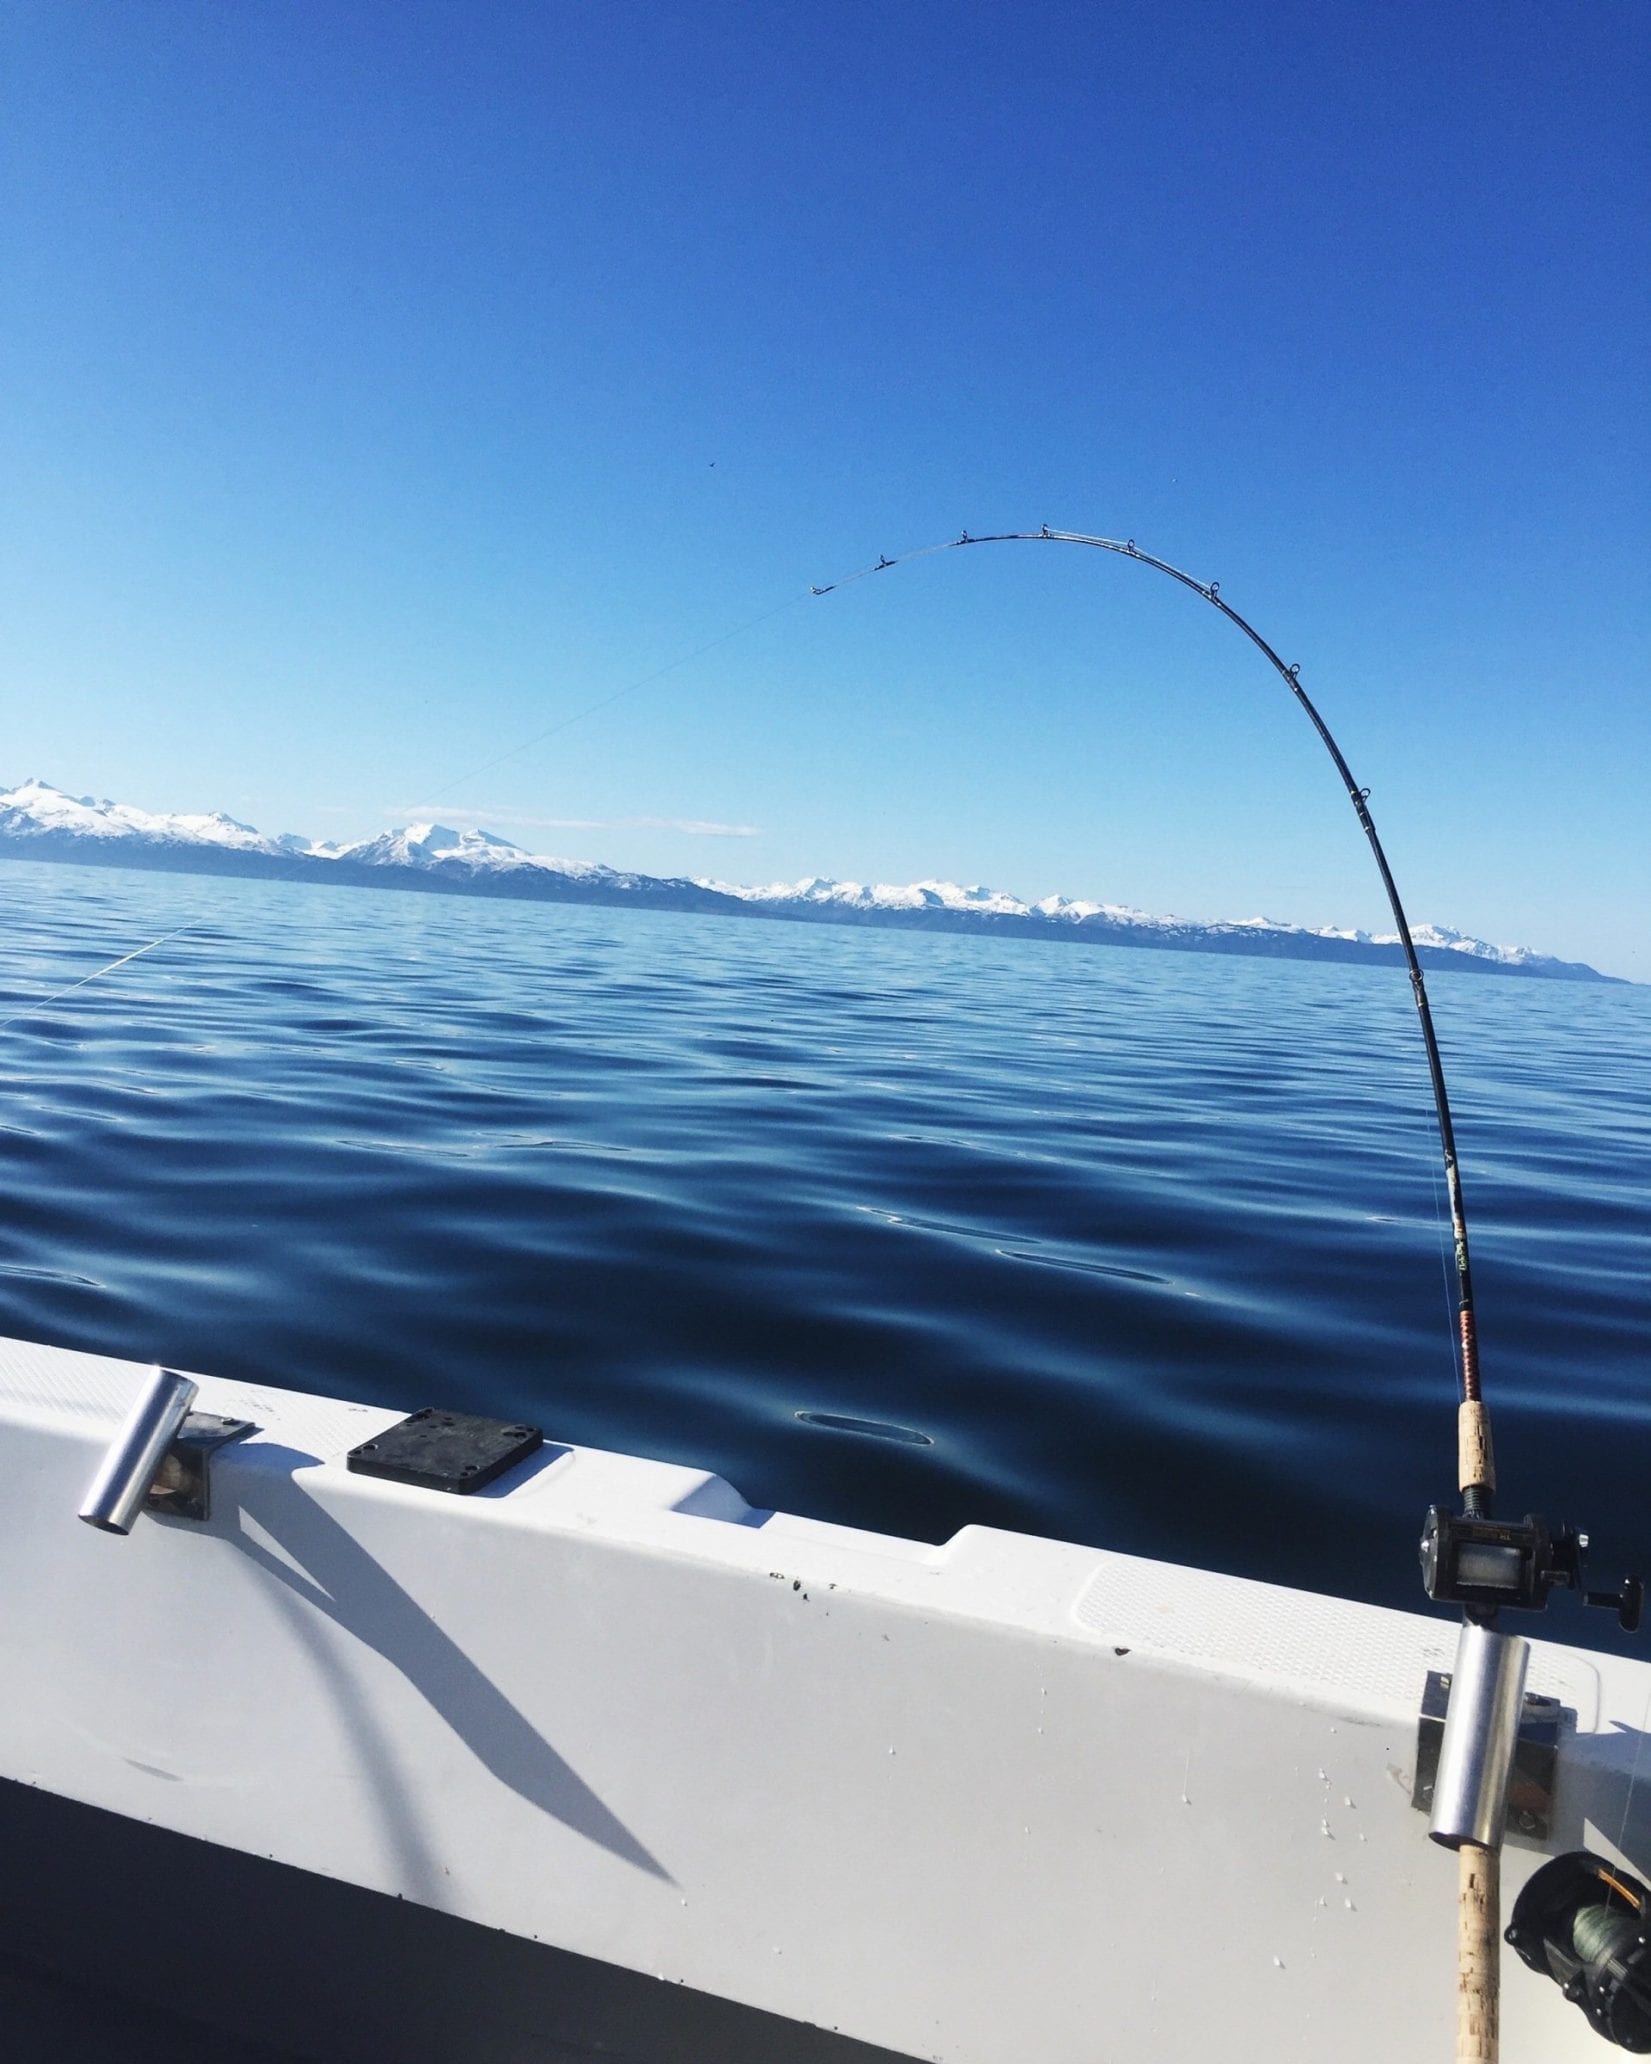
[1429,1618,1530,1850]
[78,1368,199,1535]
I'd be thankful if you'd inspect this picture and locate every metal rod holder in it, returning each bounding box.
[1429,1618,1531,1851]
[78,1368,199,1535]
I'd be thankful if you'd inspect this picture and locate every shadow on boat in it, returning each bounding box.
[1543,1707,1651,1885]
[226,1442,673,1887]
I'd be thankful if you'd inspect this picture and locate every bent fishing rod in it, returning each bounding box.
[815,528,1646,2055]
[818,526,1640,1610]
[824,526,1497,1496]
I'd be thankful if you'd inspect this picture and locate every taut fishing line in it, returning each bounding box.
[417,588,814,810]
[0,922,202,1038]
[0,590,810,1032]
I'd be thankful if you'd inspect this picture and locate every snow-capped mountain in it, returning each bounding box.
[0,779,735,915]
[0,777,296,856]
[0,778,1618,982]
[701,873,1591,973]
[709,876,1039,918]
[317,822,539,869]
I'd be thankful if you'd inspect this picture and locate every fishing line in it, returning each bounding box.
[0,581,808,1182]
[418,588,814,810]
[7,534,1493,1480]
[812,527,1494,1490]
[415,534,987,813]
[0,923,202,1038]
[0,596,804,1042]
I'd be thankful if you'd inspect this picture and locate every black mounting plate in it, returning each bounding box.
[346,1409,543,1494]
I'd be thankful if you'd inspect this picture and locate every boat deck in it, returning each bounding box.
[0,1776,911,2064]
[2,1954,303,2064]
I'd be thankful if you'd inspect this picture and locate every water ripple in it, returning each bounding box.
[0,858,1646,1646]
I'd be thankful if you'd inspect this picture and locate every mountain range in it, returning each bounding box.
[0,778,1619,982]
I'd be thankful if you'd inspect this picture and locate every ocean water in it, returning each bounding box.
[1,857,1646,1647]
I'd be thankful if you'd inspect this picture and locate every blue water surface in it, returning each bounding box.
[1,858,1646,1646]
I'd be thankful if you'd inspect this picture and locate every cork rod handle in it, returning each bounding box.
[1457,1841,1499,2063]
[1458,1400,1496,1499]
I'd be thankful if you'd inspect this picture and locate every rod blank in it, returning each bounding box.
[78,1368,198,1535]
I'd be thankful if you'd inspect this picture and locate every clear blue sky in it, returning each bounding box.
[4,1,1647,975]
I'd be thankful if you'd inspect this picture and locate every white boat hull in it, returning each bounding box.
[3,1333,1646,2060]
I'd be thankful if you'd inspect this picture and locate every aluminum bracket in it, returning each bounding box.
[146,1412,257,1524]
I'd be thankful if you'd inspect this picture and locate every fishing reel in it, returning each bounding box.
[1420,1506,1643,1631]
[1507,1852,1651,2051]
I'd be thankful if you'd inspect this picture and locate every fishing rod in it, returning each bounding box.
[822,527,1493,1479]
[814,527,1645,2061]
